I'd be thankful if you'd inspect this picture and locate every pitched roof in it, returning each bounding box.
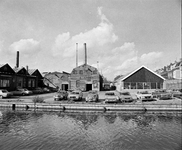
[0,64,5,68]
[117,65,165,81]
[13,67,24,73]
[28,69,37,75]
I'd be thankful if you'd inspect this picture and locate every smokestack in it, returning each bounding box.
[16,51,19,68]
[76,43,78,67]
[26,65,29,74]
[84,43,87,65]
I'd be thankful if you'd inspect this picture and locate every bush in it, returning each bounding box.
[32,96,45,103]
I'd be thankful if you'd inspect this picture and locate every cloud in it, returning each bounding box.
[52,7,118,58]
[9,39,40,54]
[98,42,163,80]
[0,40,3,52]
[140,51,163,65]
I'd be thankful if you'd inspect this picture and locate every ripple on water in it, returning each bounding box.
[0,110,181,150]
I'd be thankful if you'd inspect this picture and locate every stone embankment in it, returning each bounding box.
[0,101,181,112]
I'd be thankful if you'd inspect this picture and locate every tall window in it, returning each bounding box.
[0,79,10,87]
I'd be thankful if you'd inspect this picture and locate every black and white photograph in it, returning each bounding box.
[0,0,181,150]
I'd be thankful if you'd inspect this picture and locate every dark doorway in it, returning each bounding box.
[86,84,92,91]
[62,84,68,91]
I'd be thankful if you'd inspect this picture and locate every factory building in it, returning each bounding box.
[0,51,44,91]
[69,64,103,91]
[69,43,103,91]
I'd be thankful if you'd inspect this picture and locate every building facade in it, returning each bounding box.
[69,64,103,91]
[43,71,70,91]
[0,64,15,91]
[115,66,165,92]
[0,63,42,91]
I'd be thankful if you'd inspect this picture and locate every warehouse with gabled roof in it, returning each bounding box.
[115,66,165,91]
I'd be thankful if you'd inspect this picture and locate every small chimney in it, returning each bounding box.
[26,65,29,74]
[84,43,87,65]
[16,51,19,68]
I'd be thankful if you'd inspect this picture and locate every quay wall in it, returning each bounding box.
[0,102,181,112]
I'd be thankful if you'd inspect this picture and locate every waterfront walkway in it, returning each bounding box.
[0,92,182,112]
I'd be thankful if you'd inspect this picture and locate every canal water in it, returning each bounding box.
[0,110,181,150]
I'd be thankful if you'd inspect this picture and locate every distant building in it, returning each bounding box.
[115,66,165,92]
[155,59,182,90]
[43,71,70,91]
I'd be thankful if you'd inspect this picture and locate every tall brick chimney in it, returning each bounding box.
[16,51,19,68]
[76,43,78,67]
[84,43,87,65]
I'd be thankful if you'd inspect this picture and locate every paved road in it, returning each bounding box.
[0,91,181,105]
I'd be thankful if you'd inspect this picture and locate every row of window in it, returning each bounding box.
[72,70,97,75]
[0,78,35,88]
[124,82,162,89]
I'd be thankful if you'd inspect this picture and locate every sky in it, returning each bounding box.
[0,0,181,80]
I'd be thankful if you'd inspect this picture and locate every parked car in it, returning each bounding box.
[169,90,182,98]
[120,91,133,102]
[104,91,121,103]
[67,90,83,101]
[42,87,50,93]
[32,87,44,94]
[136,91,153,101]
[12,88,32,96]
[85,90,99,102]
[54,90,68,101]
[152,90,172,100]
[0,89,13,98]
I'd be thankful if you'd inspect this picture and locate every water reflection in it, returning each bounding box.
[0,110,181,150]
[61,111,99,130]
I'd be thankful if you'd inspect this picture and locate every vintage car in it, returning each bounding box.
[136,91,153,101]
[42,87,50,93]
[169,90,182,98]
[152,90,172,100]
[85,90,99,102]
[0,89,13,98]
[104,91,121,103]
[54,90,68,101]
[32,87,44,94]
[67,90,83,101]
[120,91,134,102]
[12,88,33,96]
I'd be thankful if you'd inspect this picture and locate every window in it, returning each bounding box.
[93,70,97,74]
[137,82,143,89]
[74,70,77,74]
[131,82,136,89]
[79,70,83,74]
[124,82,131,89]
[0,79,10,87]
